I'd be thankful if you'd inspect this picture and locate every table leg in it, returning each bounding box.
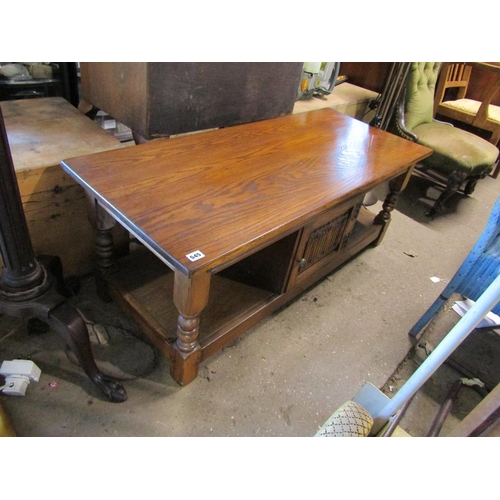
[87,197,117,301]
[170,270,211,385]
[373,169,412,245]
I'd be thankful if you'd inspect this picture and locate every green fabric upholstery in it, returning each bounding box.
[403,62,499,174]
[404,62,440,131]
[394,62,500,215]
[413,122,500,175]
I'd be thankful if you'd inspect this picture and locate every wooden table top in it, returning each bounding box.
[61,108,432,275]
[1,97,124,172]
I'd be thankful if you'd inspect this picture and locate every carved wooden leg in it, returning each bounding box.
[46,300,127,402]
[170,270,211,385]
[95,227,114,271]
[87,197,117,301]
[464,179,478,196]
[374,187,398,225]
[429,170,468,217]
[373,174,406,245]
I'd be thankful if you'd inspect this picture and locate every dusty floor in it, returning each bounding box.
[1,169,500,438]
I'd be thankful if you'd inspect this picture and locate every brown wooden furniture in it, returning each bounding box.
[79,62,303,141]
[434,62,500,148]
[339,63,392,94]
[61,109,432,386]
[0,97,127,276]
[434,62,500,179]
[393,63,499,216]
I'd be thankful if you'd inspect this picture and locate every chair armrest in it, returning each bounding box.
[433,62,451,115]
[469,63,500,129]
[473,87,500,128]
[394,99,419,142]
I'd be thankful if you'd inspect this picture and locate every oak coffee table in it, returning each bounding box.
[61,109,432,386]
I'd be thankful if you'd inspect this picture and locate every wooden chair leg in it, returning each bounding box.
[464,179,478,196]
[428,171,468,217]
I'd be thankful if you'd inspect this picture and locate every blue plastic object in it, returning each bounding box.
[410,196,500,337]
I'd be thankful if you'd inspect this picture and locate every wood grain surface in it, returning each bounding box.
[2,97,124,171]
[80,62,303,139]
[61,108,432,275]
[1,97,126,276]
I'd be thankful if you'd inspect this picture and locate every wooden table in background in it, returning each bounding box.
[61,109,432,386]
[1,97,126,276]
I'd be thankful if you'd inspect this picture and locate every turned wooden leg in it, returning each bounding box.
[95,227,114,271]
[374,187,398,225]
[87,197,117,301]
[373,174,407,245]
[464,179,478,196]
[170,270,211,385]
[428,170,468,217]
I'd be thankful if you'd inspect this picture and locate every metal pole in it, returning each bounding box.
[370,63,411,132]
[371,272,500,432]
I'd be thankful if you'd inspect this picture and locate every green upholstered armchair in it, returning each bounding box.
[394,62,499,216]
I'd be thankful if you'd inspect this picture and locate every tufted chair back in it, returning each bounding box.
[404,62,441,131]
[392,61,499,216]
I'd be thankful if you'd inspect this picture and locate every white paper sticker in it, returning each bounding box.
[104,119,117,130]
[186,250,205,262]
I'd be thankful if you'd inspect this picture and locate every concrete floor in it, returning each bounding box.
[1,169,499,438]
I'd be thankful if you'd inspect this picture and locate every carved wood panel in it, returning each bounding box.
[289,197,363,287]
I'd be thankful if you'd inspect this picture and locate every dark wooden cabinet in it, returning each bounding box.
[80,62,303,139]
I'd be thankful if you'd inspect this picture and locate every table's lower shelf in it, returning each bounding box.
[105,205,383,375]
[107,248,278,359]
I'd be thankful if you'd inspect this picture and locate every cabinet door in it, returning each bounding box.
[288,196,363,287]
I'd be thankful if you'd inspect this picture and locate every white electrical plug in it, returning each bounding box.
[0,360,42,396]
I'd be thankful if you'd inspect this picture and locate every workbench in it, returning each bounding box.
[293,82,378,120]
[0,97,126,276]
[61,109,432,386]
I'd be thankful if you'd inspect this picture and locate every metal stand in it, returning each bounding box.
[0,106,126,403]
[370,62,411,131]
[354,273,500,435]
